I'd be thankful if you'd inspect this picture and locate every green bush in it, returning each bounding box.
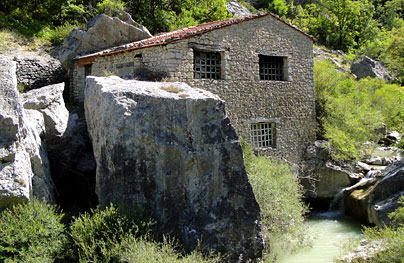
[120,236,220,263]
[0,200,220,263]
[314,60,404,160]
[0,199,65,263]
[39,22,78,46]
[341,197,404,263]
[241,139,310,261]
[64,204,152,263]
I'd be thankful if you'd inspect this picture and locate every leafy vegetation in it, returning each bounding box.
[242,139,310,262]
[341,197,404,263]
[0,200,220,263]
[0,199,65,263]
[315,60,404,160]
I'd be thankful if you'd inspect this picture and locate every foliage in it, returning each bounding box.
[63,204,152,262]
[120,236,221,263]
[293,0,377,51]
[314,60,404,160]
[126,0,230,34]
[267,0,289,17]
[341,197,404,263]
[0,200,220,263]
[0,199,65,263]
[241,139,310,261]
[39,22,78,46]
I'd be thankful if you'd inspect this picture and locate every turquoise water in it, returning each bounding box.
[277,211,363,263]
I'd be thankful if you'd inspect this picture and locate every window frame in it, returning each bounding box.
[259,54,287,81]
[193,50,222,80]
[249,122,276,148]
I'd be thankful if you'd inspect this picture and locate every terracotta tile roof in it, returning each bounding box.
[76,12,315,63]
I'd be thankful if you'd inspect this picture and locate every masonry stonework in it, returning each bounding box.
[72,14,315,163]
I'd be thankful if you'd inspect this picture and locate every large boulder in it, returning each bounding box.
[85,77,263,261]
[21,83,70,148]
[344,161,404,226]
[301,141,358,208]
[14,54,66,92]
[351,56,394,82]
[226,1,253,17]
[52,12,152,71]
[0,56,55,208]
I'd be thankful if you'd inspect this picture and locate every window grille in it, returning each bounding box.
[194,51,221,79]
[259,55,284,81]
[250,122,275,148]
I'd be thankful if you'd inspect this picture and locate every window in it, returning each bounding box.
[194,51,221,79]
[259,55,285,81]
[250,122,275,148]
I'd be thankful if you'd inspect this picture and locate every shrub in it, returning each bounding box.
[0,199,65,263]
[314,60,404,160]
[40,22,77,46]
[120,236,221,263]
[241,139,310,261]
[63,204,152,263]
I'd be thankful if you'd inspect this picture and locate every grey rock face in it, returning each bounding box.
[226,1,253,17]
[351,56,394,82]
[0,56,55,208]
[85,77,263,261]
[302,141,358,204]
[14,54,66,91]
[344,161,404,226]
[53,13,152,71]
[21,83,69,148]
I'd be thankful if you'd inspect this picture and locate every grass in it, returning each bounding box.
[0,28,52,54]
[160,85,184,93]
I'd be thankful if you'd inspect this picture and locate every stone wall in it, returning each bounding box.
[73,15,315,163]
[14,55,66,91]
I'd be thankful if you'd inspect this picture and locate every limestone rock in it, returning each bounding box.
[344,161,404,226]
[14,54,66,92]
[301,141,358,207]
[0,56,55,208]
[85,77,263,261]
[52,13,152,71]
[351,56,394,82]
[226,1,253,17]
[302,161,354,200]
[21,83,69,148]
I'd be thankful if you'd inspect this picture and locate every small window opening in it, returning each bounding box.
[250,122,276,148]
[259,55,285,81]
[84,64,92,77]
[194,51,221,80]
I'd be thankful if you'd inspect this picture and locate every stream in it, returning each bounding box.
[277,211,363,263]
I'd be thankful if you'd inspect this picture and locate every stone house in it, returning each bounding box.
[72,12,316,163]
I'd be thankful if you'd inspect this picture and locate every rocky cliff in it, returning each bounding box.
[84,76,264,261]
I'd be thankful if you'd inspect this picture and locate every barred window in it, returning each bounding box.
[259,55,284,81]
[194,51,221,80]
[250,122,275,148]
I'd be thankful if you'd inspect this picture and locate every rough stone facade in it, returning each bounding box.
[73,13,315,163]
[14,55,66,91]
